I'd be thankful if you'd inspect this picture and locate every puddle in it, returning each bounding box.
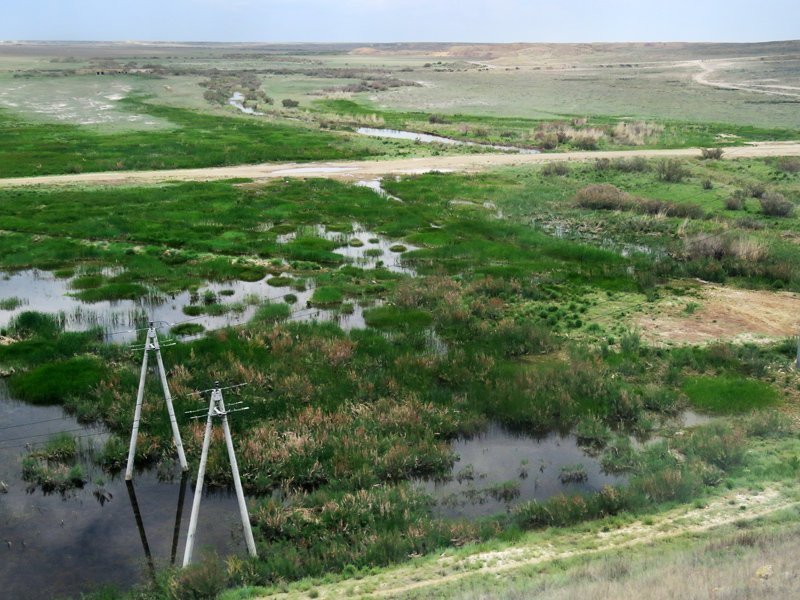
[0,381,248,599]
[355,179,403,202]
[0,269,374,342]
[418,423,625,519]
[228,92,264,116]
[275,223,418,276]
[356,127,540,154]
[677,410,715,428]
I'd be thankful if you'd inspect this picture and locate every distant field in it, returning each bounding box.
[1,41,798,132]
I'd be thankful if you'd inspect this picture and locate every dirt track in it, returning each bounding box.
[2,142,800,188]
[259,487,795,599]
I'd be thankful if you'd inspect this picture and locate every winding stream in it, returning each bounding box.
[356,127,540,154]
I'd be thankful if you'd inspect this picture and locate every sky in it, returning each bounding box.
[1,0,798,43]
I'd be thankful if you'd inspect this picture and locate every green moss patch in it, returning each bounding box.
[683,375,779,414]
[363,306,433,330]
[10,356,105,405]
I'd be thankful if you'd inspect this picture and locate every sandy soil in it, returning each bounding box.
[1,143,800,188]
[636,282,800,346]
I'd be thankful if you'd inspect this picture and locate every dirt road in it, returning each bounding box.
[692,59,800,99]
[1,142,799,188]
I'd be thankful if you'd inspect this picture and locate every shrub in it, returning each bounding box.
[170,553,229,600]
[541,162,570,176]
[744,182,766,198]
[702,179,713,190]
[572,133,600,150]
[575,184,629,210]
[535,132,559,150]
[427,114,448,124]
[656,159,688,183]
[741,410,794,438]
[759,191,795,217]
[683,423,746,470]
[725,191,746,211]
[282,98,300,108]
[683,232,766,262]
[594,158,611,171]
[610,121,663,145]
[775,157,800,173]
[700,147,724,160]
[613,157,649,172]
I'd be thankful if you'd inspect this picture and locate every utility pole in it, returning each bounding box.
[125,321,188,480]
[183,383,257,567]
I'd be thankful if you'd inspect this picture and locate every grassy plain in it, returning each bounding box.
[2,156,799,597]
[1,41,798,178]
[1,40,799,600]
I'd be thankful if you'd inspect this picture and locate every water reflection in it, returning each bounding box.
[418,423,625,519]
[0,383,247,599]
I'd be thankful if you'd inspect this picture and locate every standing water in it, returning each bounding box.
[0,381,249,599]
[418,423,625,519]
[356,127,540,154]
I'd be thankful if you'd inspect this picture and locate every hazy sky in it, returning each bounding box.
[2,0,798,43]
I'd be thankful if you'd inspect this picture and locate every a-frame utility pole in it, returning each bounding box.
[183,383,257,566]
[125,321,188,480]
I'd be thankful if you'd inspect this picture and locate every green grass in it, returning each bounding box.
[0,296,25,310]
[10,356,106,405]
[171,323,205,336]
[310,285,344,307]
[2,157,799,598]
[682,375,779,414]
[363,306,433,330]
[253,303,291,323]
[0,98,380,178]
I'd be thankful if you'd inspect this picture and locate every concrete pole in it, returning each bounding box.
[218,391,258,558]
[152,332,188,470]
[182,393,215,567]
[125,329,152,481]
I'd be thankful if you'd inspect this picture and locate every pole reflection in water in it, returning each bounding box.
[171,474,189,565]
[126,479,156,581]
[126,472,190,578]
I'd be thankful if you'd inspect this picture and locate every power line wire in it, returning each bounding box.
[0,416,70,431]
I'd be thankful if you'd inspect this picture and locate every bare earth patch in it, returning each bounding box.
[637,282,800,346]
